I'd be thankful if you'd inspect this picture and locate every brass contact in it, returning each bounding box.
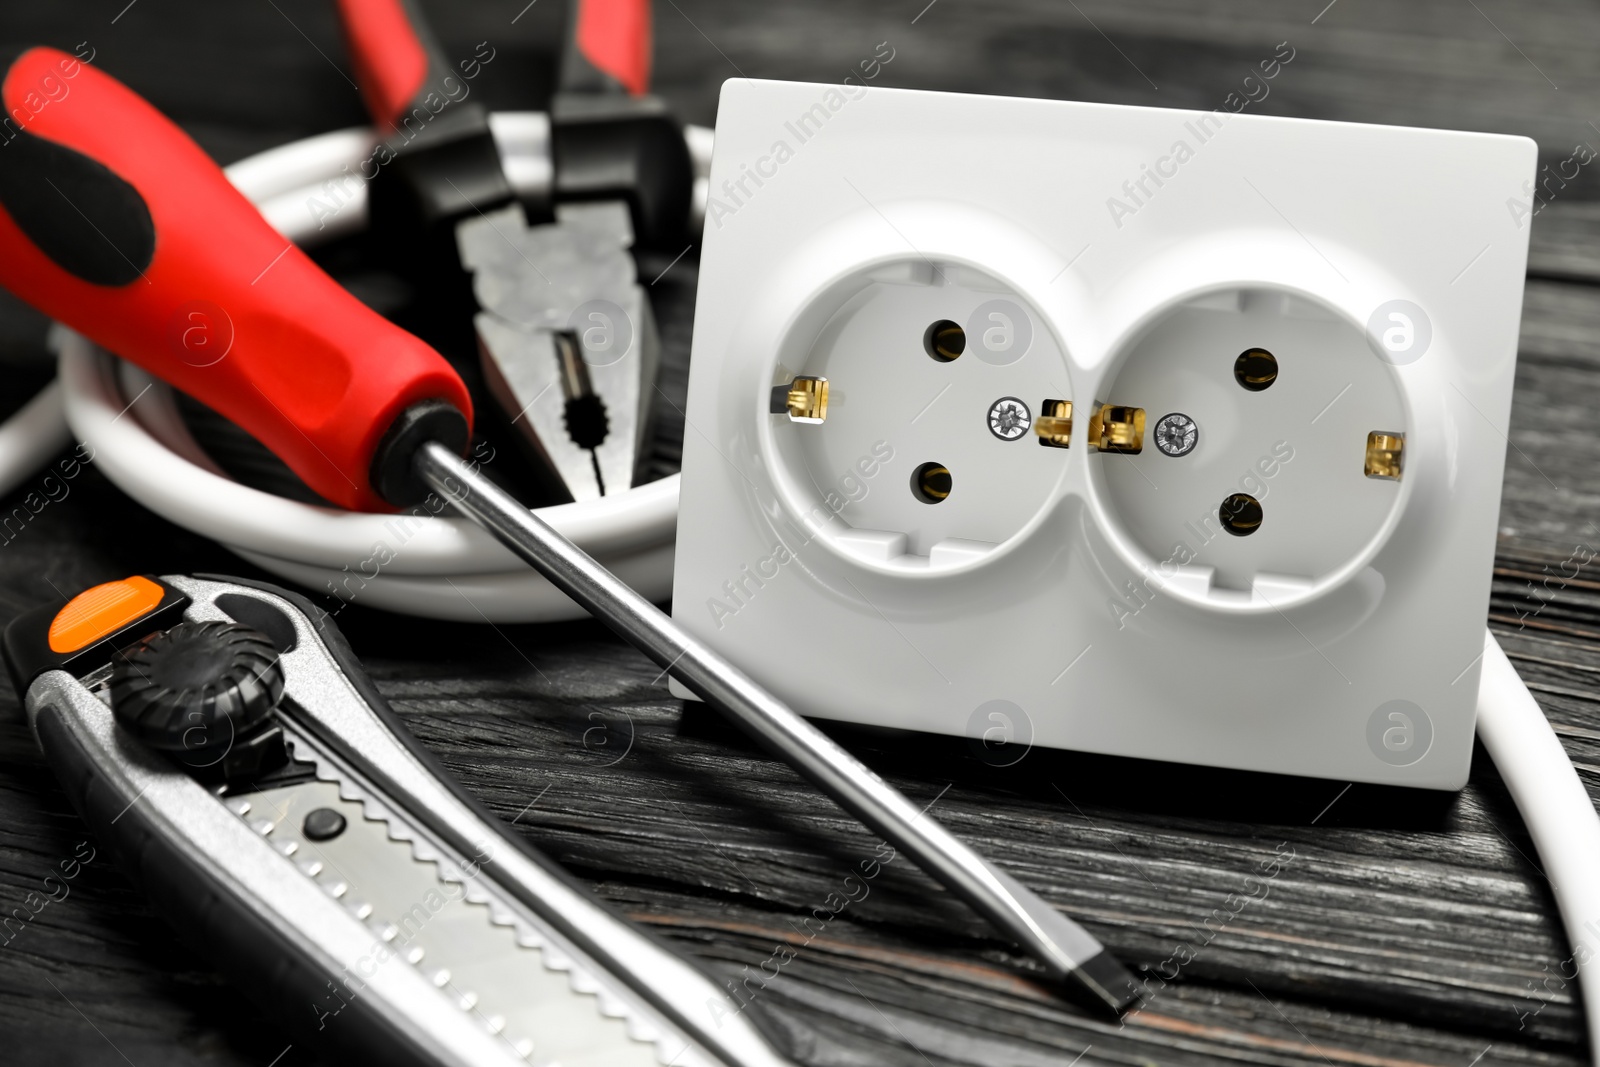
[912,462,952,503]
[925,320,966,362]
[1220,492,1263,536]
[772,376,828,424]
[1365,431,1404,480]
[1034,399,1073,449]
[1234,348,1278,391]
[1090,405,1146,454]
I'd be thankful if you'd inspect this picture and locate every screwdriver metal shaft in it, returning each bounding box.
[415,440,1142,1015]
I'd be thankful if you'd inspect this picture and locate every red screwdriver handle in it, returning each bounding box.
[0,47,471,512]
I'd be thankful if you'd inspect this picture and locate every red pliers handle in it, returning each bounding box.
[336,0,652,131]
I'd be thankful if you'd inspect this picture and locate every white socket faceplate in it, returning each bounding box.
[671,80,1534,789]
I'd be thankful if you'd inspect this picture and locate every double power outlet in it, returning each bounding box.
[671,80,1535,788]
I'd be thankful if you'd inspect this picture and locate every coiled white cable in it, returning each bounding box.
[0,378,70,500]
[46,121,712,622]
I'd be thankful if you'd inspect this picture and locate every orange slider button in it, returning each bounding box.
[48,576,166,654]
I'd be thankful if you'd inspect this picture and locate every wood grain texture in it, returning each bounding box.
[1,1,1599,1065]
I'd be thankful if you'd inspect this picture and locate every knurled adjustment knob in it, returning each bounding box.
[110,621,284,754]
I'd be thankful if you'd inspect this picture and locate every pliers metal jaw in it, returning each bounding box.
[462,200,660,502]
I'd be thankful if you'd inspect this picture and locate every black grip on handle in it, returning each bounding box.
[33,704,443,1067]
[551,96,691,248]
[334,0,519,235]
[0,46,154,285]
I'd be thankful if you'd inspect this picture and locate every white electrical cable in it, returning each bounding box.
[686,122,714,230]
[45,120,715,621]
[1475,631,1600,1061]
[0,378,70,500]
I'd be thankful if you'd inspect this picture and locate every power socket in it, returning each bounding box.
[671,80,1535,789]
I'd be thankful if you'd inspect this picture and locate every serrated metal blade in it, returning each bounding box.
[226,725,709,1067]
[230,772,665,1067]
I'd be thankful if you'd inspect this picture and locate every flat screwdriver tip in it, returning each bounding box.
[1069,949,1144,1016]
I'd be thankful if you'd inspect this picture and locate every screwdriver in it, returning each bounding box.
[0,47,1141,1016]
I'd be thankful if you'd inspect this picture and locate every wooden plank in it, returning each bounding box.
[374,629,1583,1063]
[654,0,1600,156]
[1529,205,1600,283]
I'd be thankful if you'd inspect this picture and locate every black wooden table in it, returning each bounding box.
[3,2,1600,1064]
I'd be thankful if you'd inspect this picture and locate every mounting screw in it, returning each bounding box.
[1153,412,1199,457]
[987,397,1031,441]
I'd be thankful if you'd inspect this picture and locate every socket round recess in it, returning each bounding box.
[765,257,1072,574]
[1090,286,1410,613]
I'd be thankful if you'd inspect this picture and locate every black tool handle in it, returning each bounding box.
[333,0,691,247]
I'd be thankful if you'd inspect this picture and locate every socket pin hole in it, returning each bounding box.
[1234,348,1278,391]
[924,320,965,362]
[911,462,952,504]
[1219,493,1263,536]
